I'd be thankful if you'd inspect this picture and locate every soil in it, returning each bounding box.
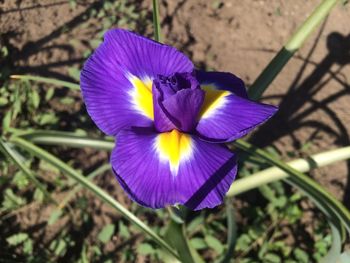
[1,0,350,260]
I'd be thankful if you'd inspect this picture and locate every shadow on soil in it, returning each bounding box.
[252,29,350,208]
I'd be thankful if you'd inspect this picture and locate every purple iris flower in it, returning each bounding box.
[80,29,277,210]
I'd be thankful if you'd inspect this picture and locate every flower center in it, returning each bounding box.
[152,72,205,133]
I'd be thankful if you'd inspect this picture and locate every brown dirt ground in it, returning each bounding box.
[1,0,350,258]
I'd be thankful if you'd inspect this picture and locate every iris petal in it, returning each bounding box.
[196,89,278,142]
[81,29,193,135]
[111,127,237,210]
[196,70,248,98]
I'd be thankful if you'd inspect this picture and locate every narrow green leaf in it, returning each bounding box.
[221,200,237,263]
[45,87,55,101]
[10,137,178,260]
[320,223,342,263]
[19,130,114,150]
[152,0,162,42]
[338,251,350,263]
[248,0,338,99]
[30,89,40,109]
[10,75,80,90]
[165,220,204,263]
[227,146,350,197]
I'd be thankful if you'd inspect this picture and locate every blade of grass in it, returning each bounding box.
[152,0,162,42]
[10,136,179,260]
[233,139,350,234]
[0,139,57,205]
[10,75,80,91]
[248,0,338,100]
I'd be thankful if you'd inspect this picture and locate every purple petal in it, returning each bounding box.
[196,70,248,98]
[152,81,178,132]
[152,72,204,132]
[162,89,204,132]
[196,92,278,142]
[111,127,237,210]
[80,29,193,135]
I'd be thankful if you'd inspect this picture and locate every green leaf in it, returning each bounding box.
[6,233,29,246]
[118,221,130,239]
[2,188,26,210]
[0,97,8,106]
[165,220,204,263]
[68,67,80,81]
[23,239,33,255]
[320,223,342,263]
[221,201,237,263]
[338,251,350,263]
[152,0,161,42]
[187,215,204,234]
[248,0,338,99]
[36,113,58,125]
[45,87,55,101]
[205,235,224,254]
[19,130,114,150]
[190,238,207,250]
[60,97,75,105]
[98,224,115,243]
[33,188,44,202]
[2,110,12,131]
[137,243,154,255]
[48,210,63,225]
[294,248,309,263]
[13,171,29,189]
[30,89,40,109]
[11,75,80,90]
[265,253,281,263]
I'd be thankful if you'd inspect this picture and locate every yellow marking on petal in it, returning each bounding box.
[157,130,192,175]
[130,76,154,119]
[199,85,230,119]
